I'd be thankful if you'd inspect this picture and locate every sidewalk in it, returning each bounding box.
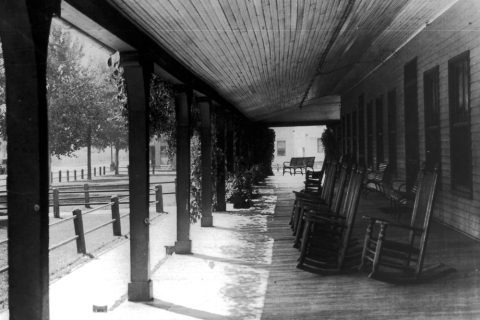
[0,205,177,320]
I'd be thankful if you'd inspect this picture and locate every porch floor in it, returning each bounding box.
[1,174,476,319]
[106,174,480,319]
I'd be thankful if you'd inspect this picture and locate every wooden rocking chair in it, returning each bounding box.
[296,166,365,274]
[359,167,454,283]
[290,161,337,234]
[292,162,350,249]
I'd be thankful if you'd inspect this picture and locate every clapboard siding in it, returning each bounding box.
[341,0,480,238]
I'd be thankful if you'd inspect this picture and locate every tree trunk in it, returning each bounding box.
[115,144,120,175]
[87,127,92,180]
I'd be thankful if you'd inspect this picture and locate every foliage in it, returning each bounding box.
[0,105,5,140]
[0,43,6,139]
[226,169,256,208]
[223,123,275,209]
[248,125,275,177]
[321,126,339,162]
[149,75,176,162]
[189,132,202,222]
[47,19,126,162]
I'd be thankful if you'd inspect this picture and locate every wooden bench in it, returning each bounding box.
[283,157,315,176]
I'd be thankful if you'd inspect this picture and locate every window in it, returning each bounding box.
[277,140,286,156]
[387,89,397,174]
[424,66,441,186]
[404,58,419,190]
[375,95,384,164]
[317,138,322,153]
[448,51,472,196]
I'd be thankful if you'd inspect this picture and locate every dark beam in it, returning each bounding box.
[121,52,153,301]
[175,87,192,254]
[0,1,59,319]
[63,0,248,119]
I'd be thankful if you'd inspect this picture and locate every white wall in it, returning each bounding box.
[272,126,325,172]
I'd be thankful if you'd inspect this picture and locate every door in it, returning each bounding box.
[404,58,419,190]
[387,89,397,175]
[367,101,374,168]
[358,95,365,166]
[424,66,441,181]
[375,96,384,164]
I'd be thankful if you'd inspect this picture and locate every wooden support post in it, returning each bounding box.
[74,170,77,181]
[111,195,122,236]
[175,87,192,253]
[121,52,153,301]
[199,99,213,227]
[232,115,239,173]
[226,111,234,173]
[53,188,60,218]
[73,209,86,254]
[103,166,106,175]
[84,183,91,208]
[94,167,96,177]
[215,106,227,211]
[81,169,84,180]
[67,170,70,182]
[155,185,163,213]
[0,2,58,318]
[58,170,62,182]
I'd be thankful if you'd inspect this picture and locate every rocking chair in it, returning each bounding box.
[296,166,365,274]
[292,162,350,249]
[290,161,337,234]
[359,167,454,283]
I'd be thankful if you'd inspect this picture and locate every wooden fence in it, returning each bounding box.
[0,180,175,273]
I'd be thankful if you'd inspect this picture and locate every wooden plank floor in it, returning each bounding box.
[261,175,480,320]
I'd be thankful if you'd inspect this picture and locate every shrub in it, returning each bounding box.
[226,170,256,208]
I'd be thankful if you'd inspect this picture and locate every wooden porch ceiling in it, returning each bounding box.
[97,0,457,122]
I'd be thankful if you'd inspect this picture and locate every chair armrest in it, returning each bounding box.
[283,161,290,166]
[362,216,423,234]
[305,212,346,225]
[293,191,321,199]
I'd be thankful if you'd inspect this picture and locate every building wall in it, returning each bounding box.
[340,0,480,238]
[272,126,325,172]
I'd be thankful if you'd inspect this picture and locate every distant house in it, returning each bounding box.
[272,126,325,173]
[149,135,173,169]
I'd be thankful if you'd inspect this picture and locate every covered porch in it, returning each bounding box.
[0,174,474,319]
[1,0,480,319]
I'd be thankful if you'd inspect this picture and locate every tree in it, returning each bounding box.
[0,43,6,139]
[47,19,126,179]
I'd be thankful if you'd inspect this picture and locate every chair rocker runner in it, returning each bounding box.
[297,166,365,274]
[359,167,454,283]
